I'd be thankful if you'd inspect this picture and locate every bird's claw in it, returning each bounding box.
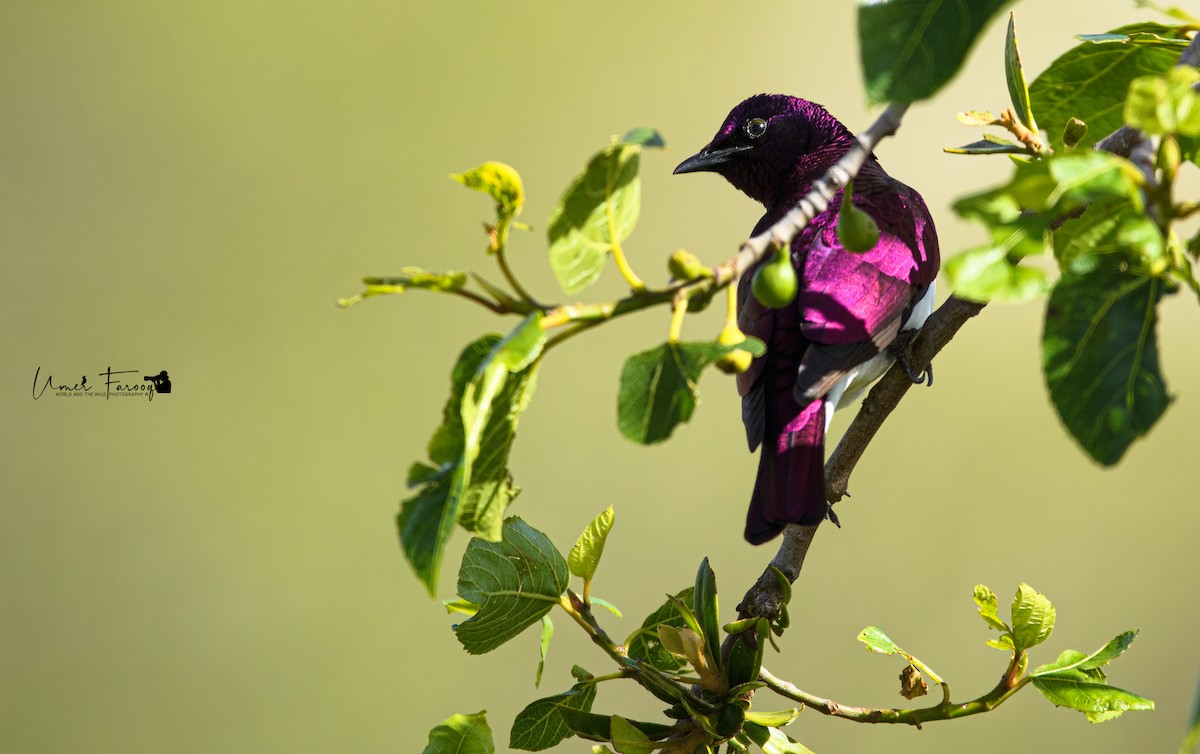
[889,329,934,387]
[825,503,842,528]
[902,358,933,387]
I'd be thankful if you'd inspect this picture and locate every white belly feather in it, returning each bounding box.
[822,282,936,431]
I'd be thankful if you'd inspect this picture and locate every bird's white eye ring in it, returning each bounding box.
[745,118,768,139]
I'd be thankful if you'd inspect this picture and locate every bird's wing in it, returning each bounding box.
[738,180,938,446]
[736,268,772,450]
[792,199,925,403]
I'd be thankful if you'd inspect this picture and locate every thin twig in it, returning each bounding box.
[495,244,540,307]
[759,664,1029,727]
[453,287,508,314]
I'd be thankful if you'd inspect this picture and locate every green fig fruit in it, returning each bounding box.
[837,183,880,253]
[715,325,753,374]
[686,289,715,313]
[750,245,797,309]
[667,249,709,281]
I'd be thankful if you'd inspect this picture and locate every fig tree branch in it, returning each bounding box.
[759,657,1030,728]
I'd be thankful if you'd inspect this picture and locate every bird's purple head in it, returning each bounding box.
[674,94,855,207]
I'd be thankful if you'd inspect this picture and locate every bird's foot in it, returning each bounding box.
[825,502,842,528]
[889,329,934,387]
[904,360,933,387]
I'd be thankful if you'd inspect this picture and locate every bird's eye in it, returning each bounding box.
[744,118,768,139]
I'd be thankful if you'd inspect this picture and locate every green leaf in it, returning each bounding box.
[443,598,479,617]
[755,725,816,754]
[627,588,694,672]
[1034,650,1109,684]
[536,616,554,687]
[455,360,518,535]
[490,312,548,372]
[589,597,621,617]
[548,143,642,293]
[954,151,1142,252]
[1032,676,1154,722]
[398,473,460,599]
[945,246,1050,302]
[944,135,1033,156]
[620,127,666,148]
[858,0,1013,106]
[744,709,802,727]
[962,151,1142,221]
[610,715,654,754]
[857,625,902,656]
[569,506,615,582]
[452,161,526,222]
[1074,31,1189,49]
[742,721,770,747]
[950,151,1144,303]
[973,585,1011,633]
[1005,13,1037,131]
[1178,130,1200,168]
[857,626,945,685]
[509,683,597,751]
[1033,631,1139,676]
[1182,676,1200,754]
[654,624,689,657]
[553,708,611,743]
[398,326,542,595]
[1126,66,1200,136]
[636,663,691,705]
[1053,200,1165,275]
[617,339,765,445]
[987,634,1016,651]
[974,584,1017,651]
[1010,583,1055,651]
[1043,267,1171,465]
[957,110,999,126]
[716,704,747,740]
[454,518,569,654]
[364,269,468,293]
[1030,23,1182,151]
[554,709,674,745]
[726,620,768,688]
[422,710,494,754]
[666,594,705,641]
[337,268,469,308]
[680,694,721,738]
[694,558,723,678]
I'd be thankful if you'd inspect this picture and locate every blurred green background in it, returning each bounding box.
[2,2,1197,752]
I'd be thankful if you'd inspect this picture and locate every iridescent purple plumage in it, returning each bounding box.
[675,94,939,544]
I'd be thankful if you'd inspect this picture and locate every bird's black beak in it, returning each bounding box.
[673,144,752,175]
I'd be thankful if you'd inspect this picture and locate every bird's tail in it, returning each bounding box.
[744,399,827,544]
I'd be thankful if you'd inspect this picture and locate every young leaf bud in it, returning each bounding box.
[1062,118,1088,151]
